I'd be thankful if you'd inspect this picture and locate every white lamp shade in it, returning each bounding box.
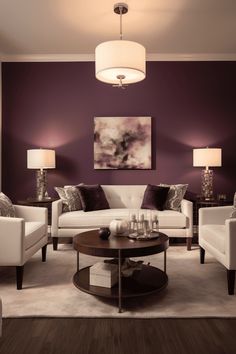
[27,149,56,169]
[95,40,146,84]
[193,148,222,167]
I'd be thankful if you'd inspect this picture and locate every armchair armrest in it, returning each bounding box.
[225,218,236,269]
[199,205,232,226]
[180,199,193,237]
[51,200,63,237]
[0,297,2,337]
[14,205,48,224]
[0,217,25,265]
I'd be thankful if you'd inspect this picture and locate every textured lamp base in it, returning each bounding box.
[201,169,214,200]
[36,170,47,200]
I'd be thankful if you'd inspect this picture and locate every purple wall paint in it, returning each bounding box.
[2,62,236,201]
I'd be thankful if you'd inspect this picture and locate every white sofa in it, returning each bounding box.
[52,185,193,250]
[199,205,236,294]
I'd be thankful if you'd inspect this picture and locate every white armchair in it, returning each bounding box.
[199,205,236,295]
[0,205,48,290]
[0,297,2,337]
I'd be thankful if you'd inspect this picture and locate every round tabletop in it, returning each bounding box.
[73,230,169,258]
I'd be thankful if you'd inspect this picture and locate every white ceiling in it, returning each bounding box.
[0,0,236,61]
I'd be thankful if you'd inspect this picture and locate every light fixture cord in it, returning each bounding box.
[119,5,123,40]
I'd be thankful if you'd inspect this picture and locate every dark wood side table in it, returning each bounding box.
[17,198,58,225]
[73,230,169,313]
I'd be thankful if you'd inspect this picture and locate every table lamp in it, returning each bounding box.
[193,147,222,200]
[27,149,56,200]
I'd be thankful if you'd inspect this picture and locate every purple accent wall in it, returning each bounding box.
[2,62,236,201]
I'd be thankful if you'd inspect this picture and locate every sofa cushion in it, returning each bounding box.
[58,208,187,229]
[54,187,70,212]
[77,185,110,212]
[160,184,188,211]
[102,185,147,209]
[65,186,82,211]
[141,185,170,211]
[25,222,46,250]
[230,192,236,218]
[200,225,226,253]
[157,210,187,228]
[0,192,15,217]
[55,186,82,212]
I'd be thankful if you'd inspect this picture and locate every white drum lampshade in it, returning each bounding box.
[95,40,146,85]
[95,3,146,87]
[193,148,222,168]
[27,149,56,170]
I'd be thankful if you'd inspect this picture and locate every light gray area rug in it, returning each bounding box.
[1,244,236,318]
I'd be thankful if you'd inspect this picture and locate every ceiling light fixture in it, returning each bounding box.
[95,3,146,88]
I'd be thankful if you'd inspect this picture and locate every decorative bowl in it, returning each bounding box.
[98,227,111,240]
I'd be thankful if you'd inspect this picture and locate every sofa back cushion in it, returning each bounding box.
[102,185,147,209]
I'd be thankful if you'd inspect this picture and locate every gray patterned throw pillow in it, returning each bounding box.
[65,186,82,212]
[0,192,15,217]
[55,186,82,212]
[54,187,70,212]
[160,184,188,211]
[230,193,236,218]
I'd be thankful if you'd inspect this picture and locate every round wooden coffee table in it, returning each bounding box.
[73,230,169,313]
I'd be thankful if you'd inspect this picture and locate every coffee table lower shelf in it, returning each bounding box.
[73,265,168,299]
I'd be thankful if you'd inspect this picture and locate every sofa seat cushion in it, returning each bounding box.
[200,225,226,253]
[157,210,187,228]
[25,222,46,250]
[58,208,187,229]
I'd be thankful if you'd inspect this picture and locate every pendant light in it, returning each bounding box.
[95,3,146,88]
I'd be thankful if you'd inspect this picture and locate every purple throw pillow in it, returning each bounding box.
[141,184,170,211]
[77,184,110,212]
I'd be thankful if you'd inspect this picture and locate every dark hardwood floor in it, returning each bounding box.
[1,318,236,354]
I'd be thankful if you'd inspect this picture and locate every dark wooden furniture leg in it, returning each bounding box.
[16,266,24,290]
[118,250,122,313]
[53,237,58,251]
[77,251,80,272]
[42,245,47,262]
[187,238,192,251]
[200,247,205,264]
[227,270,235,295]
[164,250,167,273]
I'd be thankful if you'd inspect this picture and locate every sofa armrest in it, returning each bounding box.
[199,205,232,226]
[51,200,63,237]
[14,205,48,224]
[0,217,25,265]
[180,199,193,237]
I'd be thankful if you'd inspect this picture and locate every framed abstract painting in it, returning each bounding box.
[94,116,152,169]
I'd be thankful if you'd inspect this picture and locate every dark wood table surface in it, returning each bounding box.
[73,230,169,258]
